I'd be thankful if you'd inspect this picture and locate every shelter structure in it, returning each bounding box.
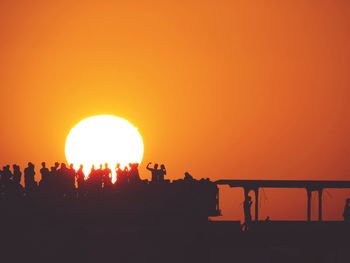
[215,180,350,221]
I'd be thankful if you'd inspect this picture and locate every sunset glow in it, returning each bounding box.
[65,115,144,181]
[1,1,350,221]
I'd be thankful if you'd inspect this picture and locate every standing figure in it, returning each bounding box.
[96,164,104,191]
[102,163,112,189]
[24,162,36,193]
[116,163,128,185]
[87,165,99,193]
[242,195,253,231]
[76,164,85,195]
[40,162,50,187]
[2,165,12,187]
[12,164,23,195]
[58,163,68,195]
[343,198,350,222]
[115,163,123,184]
[67,164,76,195]
[146,162,159,183]
[13,164,22,185]
[158,164,166,182]
[128,163,141,183]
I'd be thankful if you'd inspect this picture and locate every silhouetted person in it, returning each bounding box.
[76,164,85,195]
[51,162,60,175]
[158,164,166,182]
[88,165,101,193]
[49,162,60,194]
[24,162,36,193]
[242,195,252,231]
[115,163,123,184]
[102,163,112,189]
[116,164,128,185]
[96,164,104,190]
[122,166,129,182]
[184,172,194,182]
[40,162,50,186]
[58,163,68,192]
[12,164,22,185]
[67,164,76,195]
[343,198,350,222]
[50,162,59,179]
[88,165,96,180]
[146,162,159,182]
[128,163,141,183]
[11,164,23,196]
[1,165,12,187]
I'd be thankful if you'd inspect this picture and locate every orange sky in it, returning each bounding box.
[0,0,349,221]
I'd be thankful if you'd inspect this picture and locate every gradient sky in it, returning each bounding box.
[0,0,350,221]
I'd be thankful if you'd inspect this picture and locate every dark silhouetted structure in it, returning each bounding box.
[216,179,350,221]
[344,198,350,222]
[0,162,349,263]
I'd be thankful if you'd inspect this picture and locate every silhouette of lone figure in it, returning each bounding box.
[242,195,253,231]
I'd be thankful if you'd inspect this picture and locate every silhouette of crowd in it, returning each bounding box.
[0,161,220,231]
[0,161,219,203]
[0,161,171,198]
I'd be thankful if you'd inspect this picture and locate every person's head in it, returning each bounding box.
[160,164,165,169]
[104,163,108,168]
[91,165,95,170]
[184,172,192,179]
[154,163,159,169]
[41,162,46,167]
[61,163,66,169]
[99,164,103,169]
[55,162,59,168]
[79,164,83,169]
[70,163,74,169]
[116,163,120,168]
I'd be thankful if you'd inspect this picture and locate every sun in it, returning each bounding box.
[65,115,144,181]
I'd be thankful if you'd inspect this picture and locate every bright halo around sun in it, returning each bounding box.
[65,115,144,182]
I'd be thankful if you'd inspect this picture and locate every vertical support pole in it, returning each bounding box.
[216,189,219,212]
[318,189,323,221]
[243,187,249,199]
[307,188,312,221]
[254,188,259,221]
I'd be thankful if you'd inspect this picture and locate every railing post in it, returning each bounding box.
[254,188,259,221]
[318,189,323,221]
[306,188,312,221]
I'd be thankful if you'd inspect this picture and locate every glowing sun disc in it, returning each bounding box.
[65,115,144,181]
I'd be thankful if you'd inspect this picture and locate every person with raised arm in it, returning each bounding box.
[146,162,159,183]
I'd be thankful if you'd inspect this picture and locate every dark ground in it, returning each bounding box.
[1,218,349,263]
